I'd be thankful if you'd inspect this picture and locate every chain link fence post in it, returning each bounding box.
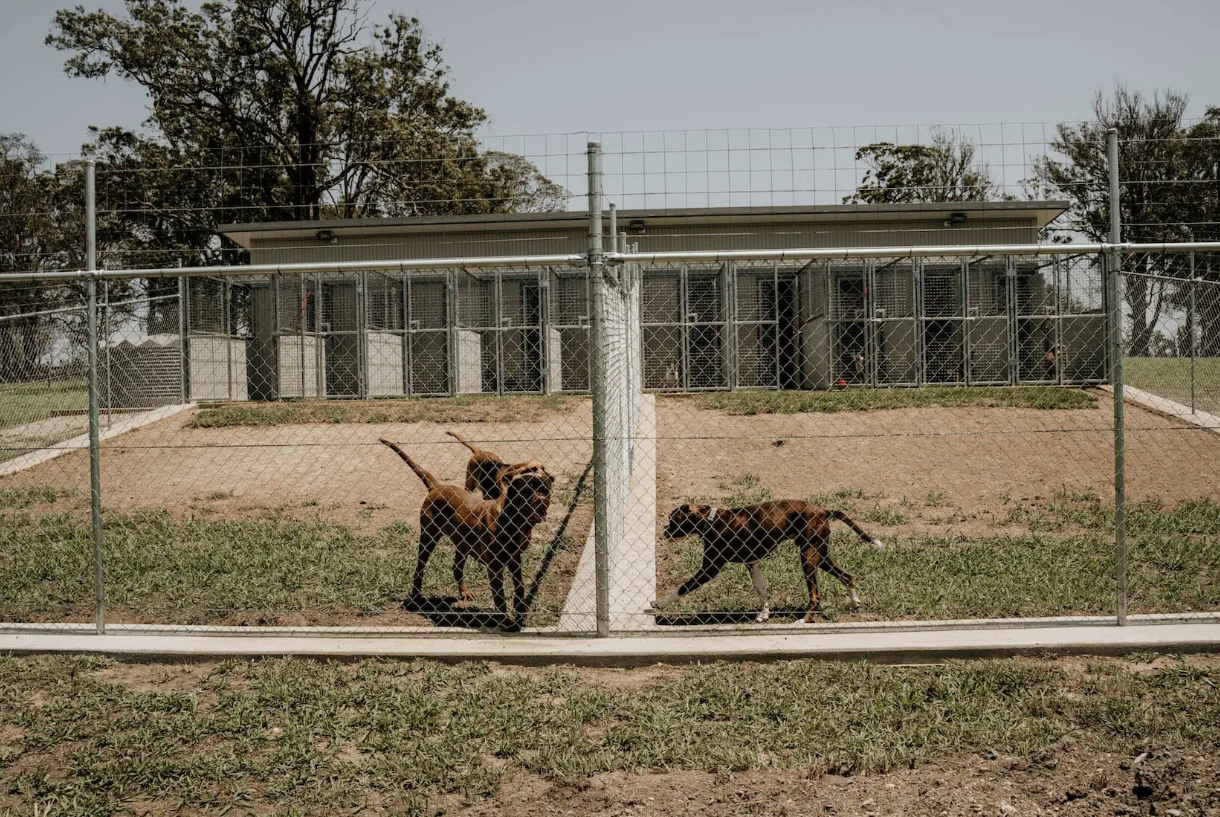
[1106,128,1128,627]
[84,159,106,635]
[1190,252,1198,414]
[588,141,611,637]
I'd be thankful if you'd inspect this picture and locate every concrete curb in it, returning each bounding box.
[5,623,1219,667]
[0,403,195,477]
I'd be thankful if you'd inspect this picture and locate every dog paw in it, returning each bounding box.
[754,608,771,623]
[497,617,523,633]
[872,539,887,550]
[849,590,862,610]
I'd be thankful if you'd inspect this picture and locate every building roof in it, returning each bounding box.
[219,201,1068,250]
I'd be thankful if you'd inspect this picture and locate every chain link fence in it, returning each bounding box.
[2,141,1220,638]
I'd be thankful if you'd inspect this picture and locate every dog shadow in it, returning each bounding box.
[403,596,512,631]
[652,606,817,626]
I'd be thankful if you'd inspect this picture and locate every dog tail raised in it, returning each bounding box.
[445,430,484,457]
[827,509,886,549]
[378,438,439,490]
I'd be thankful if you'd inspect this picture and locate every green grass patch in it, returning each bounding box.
[0,485,75,510]
[692,386,1097,415]
[1125,356,1220,413]
[187,394,585,428]
[0,378,89,430]
[0,469,590,624]
[1,654,1218,814]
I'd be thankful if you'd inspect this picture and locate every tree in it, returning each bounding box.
[844,129,1005,204]
[0,135,107,380]
[1032,86,1208,357]
[48,0,566,243]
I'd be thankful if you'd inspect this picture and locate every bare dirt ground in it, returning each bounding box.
[436,750,1219,817]
[9,390,1217,533]
[655,390,1220,531]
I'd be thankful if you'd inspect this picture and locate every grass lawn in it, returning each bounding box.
[1124,356,1220,414]
[187,394,585,428]
[1,653,1218,815]
[3,481,1217,625]
[0,378,89,430]
[0,474,590,628]
[692,385,1097,415]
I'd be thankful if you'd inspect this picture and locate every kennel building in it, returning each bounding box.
[127,201,1106,404]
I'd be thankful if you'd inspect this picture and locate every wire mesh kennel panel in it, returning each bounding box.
[496,271,545,394]
[829,262,871,385]
[799,261,831,389]
[186,277,247,401]
[549,268,591,392]
[641,271,683,390]
[454,269,494,394]
[966,261,1011,385]
[275,274,322,399]
[684,266,729,390]
[365,272,406,397]
[1015,259,1058,384]
[321,277,362,398]
[1060,255,1108,384]
[874,261,918,386]
[406,275,450,396]
[733,265,781,389]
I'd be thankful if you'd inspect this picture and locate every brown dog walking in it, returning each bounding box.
[380,438,554,631]
[653,501,884,623]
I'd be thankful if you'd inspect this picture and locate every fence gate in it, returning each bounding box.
[323,277,362,397]
[919,261,963,385]
[364,272,405,397]
[966,260,1011,384]
[407,275,451,397]
[733,265,800,389]
[549,268,591,392]
[496,271,545,394]
[876,260,918,385]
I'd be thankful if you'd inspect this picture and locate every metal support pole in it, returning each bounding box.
[588,142,611,637]
[1106,128,1128,626]
[179,263,188,404]
[1190,253,1198,414]
[84,160,105,636]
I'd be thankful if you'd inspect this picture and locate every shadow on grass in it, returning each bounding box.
[653,606,814,626]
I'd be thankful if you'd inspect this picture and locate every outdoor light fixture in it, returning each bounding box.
[628,219,646,234]
[946,212,968,227]
[316,230,337,243]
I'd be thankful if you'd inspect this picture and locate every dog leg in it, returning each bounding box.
[799,545,823,624]
[820,557,860,610]
[509,550,527,628]
[407,526,440,610]
[748,562,770,623]
[651,560,725,612]
[453,547,476,602]
[487,562,516,631]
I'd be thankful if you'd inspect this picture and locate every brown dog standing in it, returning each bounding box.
[445,430,538,500]
[380,438,554,630]
[653,500,884,623]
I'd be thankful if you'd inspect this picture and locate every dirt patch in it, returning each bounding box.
[655,392,1220,523]
[437,749,1220,817]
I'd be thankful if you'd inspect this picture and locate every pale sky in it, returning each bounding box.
[4,0,1220,155]
[3,0,1219,210]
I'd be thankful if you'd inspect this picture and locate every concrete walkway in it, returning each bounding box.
[0,403,194,477]
[4,622,1217,666]
[1101,384,1220,435]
